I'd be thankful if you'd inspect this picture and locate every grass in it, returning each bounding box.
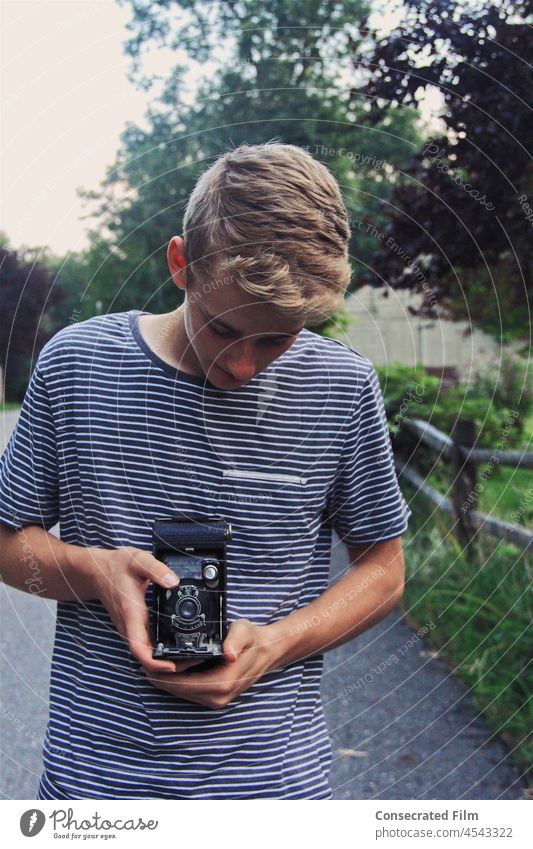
[1,402,21,412]
[475,467,533,528]
[427,465,533,529]
[401,486,533,786]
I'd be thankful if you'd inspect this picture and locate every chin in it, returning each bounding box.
[209,363,251,388]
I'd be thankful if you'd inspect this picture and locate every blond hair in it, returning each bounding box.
[182,142,352,326]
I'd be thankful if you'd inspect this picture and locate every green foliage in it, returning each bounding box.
[427,465,533,529]
[469,352,533,438]
[0,242,63,402]
[359,0,532,342]
[375,362,441,417]
[402,489,533,779]
[314,307,352,340]
[74,0,420,320]
[444,262,533,346]
[375,361,531,449]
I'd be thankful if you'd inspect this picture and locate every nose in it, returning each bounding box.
[225,358,257,382]
[224,339,258,382]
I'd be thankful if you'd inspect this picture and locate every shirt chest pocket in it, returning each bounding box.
[216,468,313,568]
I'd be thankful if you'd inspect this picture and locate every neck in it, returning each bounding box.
[147,306,205,377]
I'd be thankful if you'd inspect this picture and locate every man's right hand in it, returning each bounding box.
[0,524,205,676]
[90,545,205,676]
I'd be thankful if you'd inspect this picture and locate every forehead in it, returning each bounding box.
[192,276,303,336]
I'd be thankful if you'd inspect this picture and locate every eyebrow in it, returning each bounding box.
[203,308,301,340]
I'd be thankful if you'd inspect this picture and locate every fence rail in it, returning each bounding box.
[396,460,533,552]
[395,417,533,555]
[403,417,533,470]
[460,447,533,471]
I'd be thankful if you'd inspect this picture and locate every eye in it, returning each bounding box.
[259,337,288,347]
[209,322,290,346]
[210,324,232,337]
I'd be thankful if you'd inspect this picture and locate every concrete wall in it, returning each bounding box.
[341,287,501,380]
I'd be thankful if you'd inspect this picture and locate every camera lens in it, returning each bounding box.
[178,597,199,621]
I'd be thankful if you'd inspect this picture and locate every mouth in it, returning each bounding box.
[213,363,238,381]
[212,363,255,386]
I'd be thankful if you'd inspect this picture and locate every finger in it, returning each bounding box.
[125,604,176,674]
[144,663,220,689]
[168,658,206,674]
[145,677,213,707]
[125,547,180,590]
[148,664,226,686]
[223,619,253,663]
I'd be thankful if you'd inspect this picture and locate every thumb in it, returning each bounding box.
[126,548,180,590]
[223,619,253,663]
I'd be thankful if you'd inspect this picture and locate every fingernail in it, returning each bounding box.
[162,574,179,588]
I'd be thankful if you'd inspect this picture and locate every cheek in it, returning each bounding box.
[269,339,295,358]
[257,343,290,366]
[188,314,214,353]
[196,326,225,364]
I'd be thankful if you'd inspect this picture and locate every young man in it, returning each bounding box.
[0,142,410,800]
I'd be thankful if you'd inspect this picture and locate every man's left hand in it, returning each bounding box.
[142,619,276,709]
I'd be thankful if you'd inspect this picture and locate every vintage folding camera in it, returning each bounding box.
[151,513,231,664]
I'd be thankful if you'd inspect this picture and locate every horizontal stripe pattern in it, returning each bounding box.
[0,309,411,799]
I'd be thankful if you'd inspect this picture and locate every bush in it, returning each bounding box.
[469,351,533,437]
[376,360,530,449]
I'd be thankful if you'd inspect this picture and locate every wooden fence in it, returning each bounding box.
[394,417,533,555]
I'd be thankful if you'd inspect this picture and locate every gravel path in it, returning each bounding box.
[0,409,527,799]
[324,544,527,799]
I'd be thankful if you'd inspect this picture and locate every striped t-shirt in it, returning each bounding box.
[0,309,411,800]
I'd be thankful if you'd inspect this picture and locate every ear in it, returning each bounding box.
[167,236,187,290]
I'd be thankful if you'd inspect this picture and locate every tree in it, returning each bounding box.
[356,0,532,342]
[0,243,64,402]
[79,0,420,318]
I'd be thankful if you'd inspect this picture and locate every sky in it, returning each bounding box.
[1,0,440,257]
[1,0,206,254]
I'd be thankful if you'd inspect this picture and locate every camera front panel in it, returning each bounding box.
[151,514,230,661]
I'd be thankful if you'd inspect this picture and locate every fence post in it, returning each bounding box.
[451,419,478,558]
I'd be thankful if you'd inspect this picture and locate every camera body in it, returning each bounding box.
[151,513,231,663]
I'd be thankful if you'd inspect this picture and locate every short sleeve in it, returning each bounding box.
[0,360,59,531]
[324,365,411,544]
